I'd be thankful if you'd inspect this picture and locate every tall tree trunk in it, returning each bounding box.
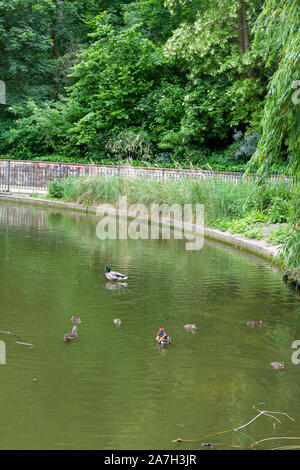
[51,19,60,59]
[237,1,250,52]
[51,1,64,59]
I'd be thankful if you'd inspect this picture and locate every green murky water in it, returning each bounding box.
[0,202,299,450]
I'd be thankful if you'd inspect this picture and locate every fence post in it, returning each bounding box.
[240,168,244,181]
[58,162,62,182]
[7,160,10,192]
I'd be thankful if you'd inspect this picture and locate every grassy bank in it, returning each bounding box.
[47,175,296,253]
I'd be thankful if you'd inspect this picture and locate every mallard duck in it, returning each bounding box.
[184,323,197,332]
[71,315,81,324]
[64,325,78,342]
[113,319,121,326]
[270,361,284,370]
[104,265,128,282]
[156,327,171,345]
[247,320,264,327]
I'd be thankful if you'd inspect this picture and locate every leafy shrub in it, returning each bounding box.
[267,225,290,245]
[48,179,64,199]
[266,196,291,223]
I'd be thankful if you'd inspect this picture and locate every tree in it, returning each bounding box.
[62,13,168,156]
[248,0,300,274]
[163,0,265,148]
[0,0,55,104]
[249,0,300,177]
[122,0,181,43]
[237,1,250,52]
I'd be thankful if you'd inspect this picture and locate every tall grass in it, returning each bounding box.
[48,175,295,228]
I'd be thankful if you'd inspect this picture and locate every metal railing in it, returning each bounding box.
[0,159,297,193]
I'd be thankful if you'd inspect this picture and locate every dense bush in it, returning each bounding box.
[48,179,65,199]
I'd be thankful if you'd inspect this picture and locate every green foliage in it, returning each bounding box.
[135,80,186,156]
[249,0,300,177]
[214,210,267,239]
[4,98,84,158]
[65,14,168,153]
[267,225,290,246]
[0,0,55,104]
[1,0,270,162]
[163,1,266,147]
[279,184,300,271]
[210,177,298,269]
[266,196,291,223]
[0,0,297,172]
[48,178,64,199]
[123,0,181,43]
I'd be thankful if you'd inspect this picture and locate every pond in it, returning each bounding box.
[0,202,299,450]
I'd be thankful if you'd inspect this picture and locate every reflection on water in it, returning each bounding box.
[105,282,128,291]
[0,203,300,450]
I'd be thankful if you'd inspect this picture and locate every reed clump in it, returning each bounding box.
[48,175,294,226]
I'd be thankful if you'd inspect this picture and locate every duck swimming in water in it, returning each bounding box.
[247,320,264,327]
[184,324,197,332]
[156,327,171,345]
[64,325,78,342]
[104,265,128,282]
[71,315,81,324]
[270,361,284,370]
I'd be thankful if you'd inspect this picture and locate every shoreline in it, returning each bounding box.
[0,192,281,263]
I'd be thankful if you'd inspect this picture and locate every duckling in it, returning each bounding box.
[104,265,128,282]
[160,335,172,345]
[247,320,264,327]
[64,325,78,342]
[270,361,284,370]
[184,324,197,332]
[113,319,121,326]
[71,315,81,324]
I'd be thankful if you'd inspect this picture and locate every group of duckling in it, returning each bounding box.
[104,266,174,346]
[105,266,198,346]
[63,266,126,342]
[64,265,285,370]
